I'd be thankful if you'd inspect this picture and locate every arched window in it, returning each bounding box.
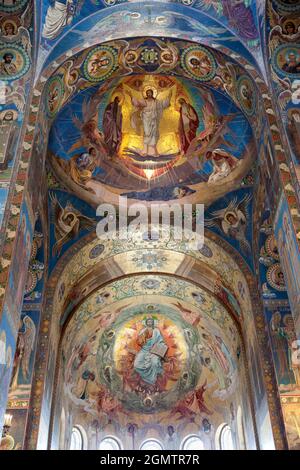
[70,426,84,450]
[181,435,204,450]
[140,439,164,450]
[216,424,234,450]
[99,436,122,450]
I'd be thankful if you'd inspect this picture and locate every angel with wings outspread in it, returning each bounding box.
[50,193,95,256]
[10,316,36,391]
[268,2,300,56]
[205,194,252,254]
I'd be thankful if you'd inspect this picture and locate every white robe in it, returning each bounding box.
[132,96,170,146]
[42,1,73,40]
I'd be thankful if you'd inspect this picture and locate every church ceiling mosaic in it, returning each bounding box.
[266,0,300,184]
[1,0,300,451]
[45,206,252,333]
[45,37,258,209]
[58,275,246,431]
[39,1,263,69]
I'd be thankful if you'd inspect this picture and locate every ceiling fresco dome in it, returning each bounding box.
[96,304,202,413]
[59,274,243,434]
[46,37,257,207]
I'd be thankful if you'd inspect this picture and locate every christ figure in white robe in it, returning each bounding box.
[130,88,171,156]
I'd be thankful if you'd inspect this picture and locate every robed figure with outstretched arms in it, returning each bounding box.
[130,88,171,157]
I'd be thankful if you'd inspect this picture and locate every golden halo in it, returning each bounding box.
[1,19,18,34]
[143,85,157,98]
[282,18,297,32]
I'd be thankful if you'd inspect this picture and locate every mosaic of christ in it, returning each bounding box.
[50,75,255,203]
[114,315,187,394]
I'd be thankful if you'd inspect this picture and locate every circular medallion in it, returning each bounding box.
[0,18,19,36]
[97,309,201,413]
[89,243,105,259]
[45,76,64,118]
[181,45,216,82]
[273,0,300,13]
[273,44,300,79]
[0,435,15,451]
[267,263,286,292]
[265,235,280,261]
[0,45,30,81]
[83,46,118,82]
[236,75,256,116]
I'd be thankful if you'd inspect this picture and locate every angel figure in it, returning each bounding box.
[50,193,95,256]
[205,194,252,254]
[268,3,300,55]
[10,316,36,391]
[0,25,32,55]
[195,96,223,147]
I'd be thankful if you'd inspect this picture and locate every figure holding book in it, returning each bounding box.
[134,317,168,385]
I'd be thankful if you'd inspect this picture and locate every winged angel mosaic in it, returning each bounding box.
[205,193,252,255]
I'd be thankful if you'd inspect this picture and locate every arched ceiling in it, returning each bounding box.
[59,274,245,431]
[46,37,256,207]
[36,1,266,75]
[47,225,253,330]
[25,1,271,277]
